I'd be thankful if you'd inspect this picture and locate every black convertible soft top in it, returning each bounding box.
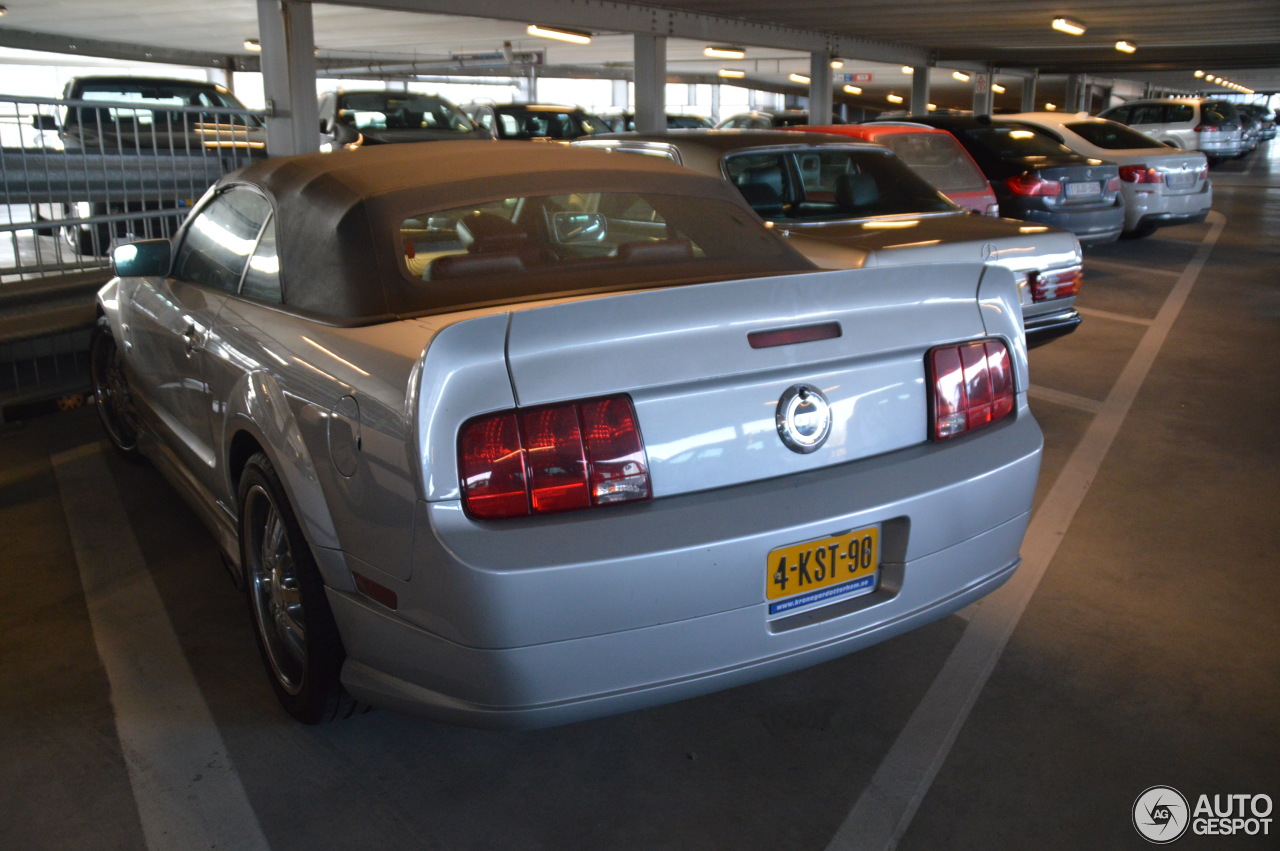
[216,141,800,322]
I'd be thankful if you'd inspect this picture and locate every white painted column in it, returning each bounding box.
[634,33,666,133]
[257,0,319,156]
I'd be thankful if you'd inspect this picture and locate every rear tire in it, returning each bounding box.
[89,316,142,459]
[239,452,360,724]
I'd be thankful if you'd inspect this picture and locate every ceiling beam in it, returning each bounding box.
[320,0,932,65]
[0,25,257,71]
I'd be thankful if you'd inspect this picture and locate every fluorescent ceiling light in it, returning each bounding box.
[1044,103,1058,111]
[789,73,811,85]
[887,93,904,104]
[1052,17,1086,36]
[1194,70,1205,78]
[901,66,914,75]
[527,24,592,44]
[992,83,1007,94]
[952,71,971,82]
[717,68,746,79]
[704,45,745,59]
[1115,40,1136,53]
[843,85,862,95]
[831,60,844,69]
[243,39,261,52]
[927,103,937,111]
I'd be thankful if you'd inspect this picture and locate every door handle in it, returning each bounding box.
[182,323,203,355]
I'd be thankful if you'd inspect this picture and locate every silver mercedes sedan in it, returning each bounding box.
[92,141,1042,728]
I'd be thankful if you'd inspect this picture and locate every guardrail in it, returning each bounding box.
[0,93,269,416]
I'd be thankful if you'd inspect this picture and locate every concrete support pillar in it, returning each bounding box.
[1064,74,1082,114]
[633,34,666,133]
[1021,71,1039,112]
[711,84,721,123]
[910,66,930,116]
[808,51,833,124]
[257,0,318,156]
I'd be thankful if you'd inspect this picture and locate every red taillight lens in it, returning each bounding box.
[1028,265,1083,303]
[458,412,528,519]
[928,340,1015,441]
[459,395,650,520]
[1005,171,1061,197]
[1119,164,1163,184]
[1193,123,1220,133]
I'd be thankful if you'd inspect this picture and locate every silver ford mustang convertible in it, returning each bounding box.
[92,141,1042,727]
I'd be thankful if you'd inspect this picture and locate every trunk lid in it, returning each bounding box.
[499,264,996,499]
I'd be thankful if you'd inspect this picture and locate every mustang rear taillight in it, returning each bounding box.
[459,395,651,520]
[928,340,1015,441]
[1005,171,1062,197]
[1119,164,1164,184]
[1028,265,1083,303]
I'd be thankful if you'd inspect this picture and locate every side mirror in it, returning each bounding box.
[112,239,171,278]
[551,212,607,244]
[32,114,59,131]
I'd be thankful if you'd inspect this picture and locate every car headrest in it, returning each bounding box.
[456,212,529,252]
[836,173,880,210]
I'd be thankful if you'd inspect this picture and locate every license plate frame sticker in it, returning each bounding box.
[1066,181,1100,197]
[767,526,880,616]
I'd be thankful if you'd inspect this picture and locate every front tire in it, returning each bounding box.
[239,452,359,724]
[89,316,141,458]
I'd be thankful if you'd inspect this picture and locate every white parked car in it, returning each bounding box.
[1097,98,1247,163]
[1002,113,1211,238]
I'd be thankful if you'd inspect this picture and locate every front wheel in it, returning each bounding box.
[239,452,360,724]
[89,316,142,458]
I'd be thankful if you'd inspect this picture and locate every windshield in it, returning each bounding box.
[73,80,260,127]
[338,93,476,133]
[875,133,990,193]
[1063,121,1164,149]
[493,108,608,139]
[398,191,810,311]
[722,147,959,222]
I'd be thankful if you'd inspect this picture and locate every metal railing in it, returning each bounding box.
[0,92,269,415]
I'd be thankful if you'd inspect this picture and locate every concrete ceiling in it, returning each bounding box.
[1,0,1277,111]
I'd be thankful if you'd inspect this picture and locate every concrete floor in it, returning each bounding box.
[1,141,1277,851]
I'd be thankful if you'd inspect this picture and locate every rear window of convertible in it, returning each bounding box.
[399,191,810,300]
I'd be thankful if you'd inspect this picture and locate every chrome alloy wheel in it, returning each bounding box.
[90,319,140,453]
[243,482,307,696]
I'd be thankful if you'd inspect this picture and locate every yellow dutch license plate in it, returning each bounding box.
[766,526,880,616]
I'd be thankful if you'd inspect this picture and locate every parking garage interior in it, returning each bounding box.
[1,2,1278,849]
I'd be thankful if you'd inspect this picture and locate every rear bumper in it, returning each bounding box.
[331,412,1043,728]
[1123,183,1212,232]
[1016,204,1124,245]
[1024,306,1082,348]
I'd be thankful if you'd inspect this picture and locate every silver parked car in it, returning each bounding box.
[1001,113,1212,238]
[577,130,1085,347]
[92,142,1042,728]
[1097,98,1247,163]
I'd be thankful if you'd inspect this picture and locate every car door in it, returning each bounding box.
[126,185,272,488]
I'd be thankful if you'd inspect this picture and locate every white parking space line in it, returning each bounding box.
[1077,306,1155,327]
[1028,385,1104,415]
[1083,257,1183,279]
[825,211,1227,851]
[53,443,271,851]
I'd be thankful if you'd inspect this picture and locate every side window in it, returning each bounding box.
[1168,104,1195,123]
[173,188,271,293]
[240,217,281,302]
